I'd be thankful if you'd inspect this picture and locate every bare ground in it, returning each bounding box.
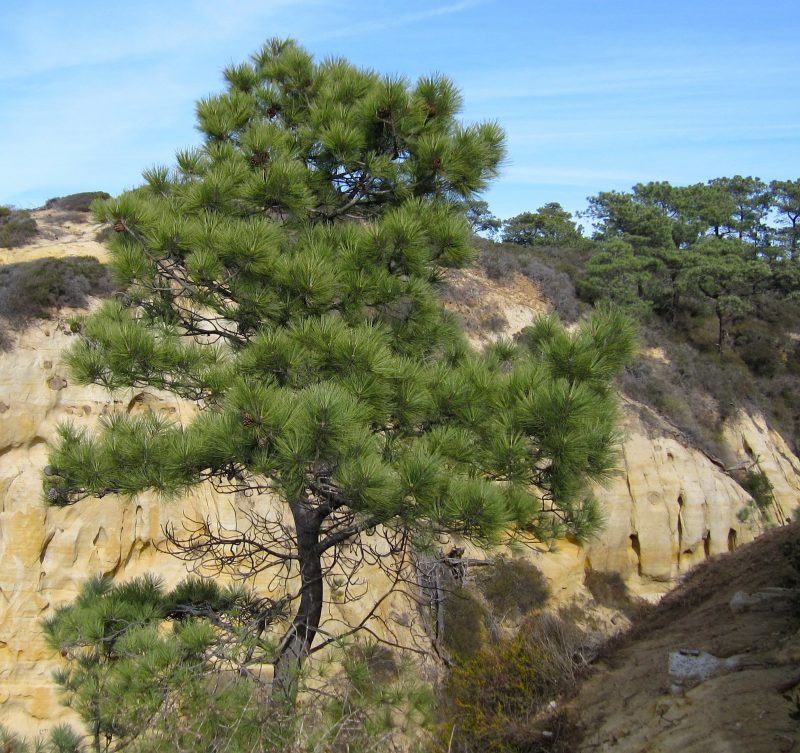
[565,523,800,753]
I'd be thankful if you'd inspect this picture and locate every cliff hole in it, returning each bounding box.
[677,495,684,567]
[728,528,738,551]
[704,531,711,558]
[629,533,642,577]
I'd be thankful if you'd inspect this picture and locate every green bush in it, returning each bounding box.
[312,641,435,753]
[0,256,115,347]
[45,191,110,212]
[442,584,488,662]
[440,614,583,753]
[0,206,37,248]
[741,469,775,511]
[476,557,550,620]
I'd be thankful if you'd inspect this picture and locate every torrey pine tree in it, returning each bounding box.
[45,38,634,702]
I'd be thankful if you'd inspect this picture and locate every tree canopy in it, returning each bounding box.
[43,38,635,711]
[501,203,583,247]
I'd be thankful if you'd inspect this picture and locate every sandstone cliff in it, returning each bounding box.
[1,217,798,735]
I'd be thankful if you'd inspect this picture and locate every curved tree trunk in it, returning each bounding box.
[271,501,323,707]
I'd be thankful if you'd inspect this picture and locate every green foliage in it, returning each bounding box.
[307,641,436,752]
[0,205,38,247]
[42,574,278,753]
[476,558,550,620]
[441,584,487,662]
[44,38,634,712]
[0,725,85,753]
[770,179,800,260]
[502,203,583,247]
[741,469,775,511]
[45,192,111,213]
[0,256,114,349]
[463,199,501,237]
[439,614,584,753]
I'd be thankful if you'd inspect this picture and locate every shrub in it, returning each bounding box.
[481,246,520,281]
[442,584,488,662]
[519,258,581,321]
[476,557,550,620]
[312,641,435,753]
[741,469,775,511]
[0,206,37,248]
[0,256,114,349]
[45,191,110,212]
[478,244,583,321]
[440,614,585,753]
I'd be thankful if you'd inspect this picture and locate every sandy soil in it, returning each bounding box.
[566,524,800,753]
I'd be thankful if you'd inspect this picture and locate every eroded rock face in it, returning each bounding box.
[584,406,761,593]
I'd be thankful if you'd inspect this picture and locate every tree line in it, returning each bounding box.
[470,177,800,354]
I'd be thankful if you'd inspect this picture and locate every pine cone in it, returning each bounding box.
[249,152,270,167]
[113,221,125,233]
[241,412,256,427]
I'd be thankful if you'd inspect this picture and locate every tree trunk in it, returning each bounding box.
[271,501,323,707]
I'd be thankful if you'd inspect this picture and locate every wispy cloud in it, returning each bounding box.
[0,0,322,81]
[314,0,483,40]
[501,166,642,187]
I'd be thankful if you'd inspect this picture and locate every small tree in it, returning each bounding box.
[42,575,278,753]
[771,179,800,260]
[463,199,501,238]
[680,237,771,350]
[501,202,583,247]
[44,39,634,707]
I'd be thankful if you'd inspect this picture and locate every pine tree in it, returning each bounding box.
[44,38,634,705]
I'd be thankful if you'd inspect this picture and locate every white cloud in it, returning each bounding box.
[313,0,483,40]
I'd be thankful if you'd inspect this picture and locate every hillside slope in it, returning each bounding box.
[568,523,800,753]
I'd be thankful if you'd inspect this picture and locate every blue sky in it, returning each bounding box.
[1,0,798,221]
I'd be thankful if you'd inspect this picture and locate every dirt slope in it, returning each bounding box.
[568,524,800,753]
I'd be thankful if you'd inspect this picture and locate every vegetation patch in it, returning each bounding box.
[45,191,110,212]
[583,568,642,618]
[442,584,489,662]
[0,256,114,348]
[476,239,584,322]
[0,206,38,248]
[439,613,585,753]
[476,557,550,621]
[311,641,435,753]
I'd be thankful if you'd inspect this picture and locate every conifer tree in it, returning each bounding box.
[44,38,634,704]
